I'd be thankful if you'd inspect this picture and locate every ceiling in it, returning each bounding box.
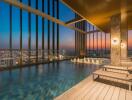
[62,0,132,33]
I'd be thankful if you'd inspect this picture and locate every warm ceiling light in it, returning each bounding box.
[112,38,119,45]
[121,43,126,48]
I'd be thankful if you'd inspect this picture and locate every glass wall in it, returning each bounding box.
[0,0,81,68]
[128,30,132,57]
[87,23,110,58]
[0,0,64,68]
[1,0,128,68]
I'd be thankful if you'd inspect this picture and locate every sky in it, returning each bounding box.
[0,0,132,51]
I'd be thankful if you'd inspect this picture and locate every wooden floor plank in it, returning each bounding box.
[111,87,120,100]
[55,75,132,100]
[126,90,132,100]
[55,76,93,100]
[75,81,97,100]
[97,84,111,100]
[118,88,126,100]
[68,80,94,100]
[104,86,115,100]
[83,82,102,100]
[89,83,106,100]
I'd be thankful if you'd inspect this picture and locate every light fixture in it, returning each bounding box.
[112,38,119,45]
[121,43,126,48]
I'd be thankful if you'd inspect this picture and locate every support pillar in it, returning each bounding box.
[111,15,121,65]
[111,0,128,66]
[121,0,128,60]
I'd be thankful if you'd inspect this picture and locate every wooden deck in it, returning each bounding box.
[54,75,132,100]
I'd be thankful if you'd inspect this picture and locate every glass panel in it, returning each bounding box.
[60,25,75,57]
[31,13,36,50]
[22,10,28,49]
[12,6,20,49]
[0,3,9,49]
[98,32,102,57]
[128,30,132,57]
[59,2,75,22]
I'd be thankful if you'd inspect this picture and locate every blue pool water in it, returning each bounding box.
[0,61,97,100]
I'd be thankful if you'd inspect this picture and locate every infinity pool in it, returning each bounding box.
[0,61,97,100]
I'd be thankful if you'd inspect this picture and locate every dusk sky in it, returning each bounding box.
[0,0,132,51]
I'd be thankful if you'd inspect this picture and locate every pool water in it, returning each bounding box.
[0,61,97,100]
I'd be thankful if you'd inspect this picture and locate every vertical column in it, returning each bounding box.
[87,33,89,57]
[78,23,79,56]
[75,21,77,56]
[80,22,82,57]
[20,0,22,65]
[79,23,81,56]
[89,24,90,57]
[101,32,102,57]
[121,0,128,59]
[78,23,80,56]
[76,15,78,56]
[75,14,78,56]
[75,15,77,56]
[110,0,128,65]
[82,22,84,56]
[80,22,82,56]
[85,21,87,57]
[97,32,98,57]
[82,22,84,57]
[36,0,38,63]
[111,15,121,65]
[10,4,12,66]
[81,22,83,53]
[47,0,50,58]
[77,22,79,56]
[105,33,106,57]
[28,0,31,63]
[42,0,45,60]
[110,33,111,58]
[52,0,55,56]
[75,16,87,57]
[56,0,59,57]
[93,26,94,56]
[83,22,85,56]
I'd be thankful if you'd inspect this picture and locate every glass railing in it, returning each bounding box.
[0,49,111,68]
[86,50,110,58]
[128,50,132,58]
[0,49,75,68]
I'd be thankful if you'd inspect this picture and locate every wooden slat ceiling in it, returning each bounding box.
[62,0,132,33]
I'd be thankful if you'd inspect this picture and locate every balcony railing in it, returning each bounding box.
[0,49,113,69]
[0,49,75,68]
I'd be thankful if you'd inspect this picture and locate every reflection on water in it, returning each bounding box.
[0,61,97,100]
